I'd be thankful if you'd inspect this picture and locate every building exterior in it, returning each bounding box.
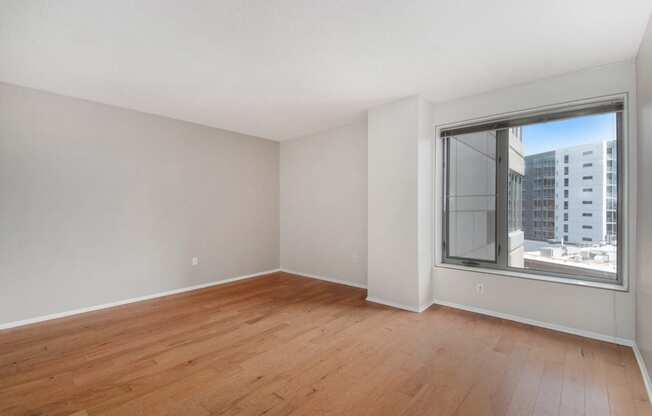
[523,151,556,241]
[523,140,617,245]
[554,140,617,245]
[508,127,525,267]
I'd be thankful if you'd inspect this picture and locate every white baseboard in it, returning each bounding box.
[432,298,634,347]
[365,296,421,313]
[280,269,367,289]
[0,269,281,331]
[634,343,652,403]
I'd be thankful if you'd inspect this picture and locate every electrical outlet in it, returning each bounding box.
[475,283,484,295]
[192,257,199,266]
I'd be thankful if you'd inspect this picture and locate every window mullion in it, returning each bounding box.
[496,129,510,268]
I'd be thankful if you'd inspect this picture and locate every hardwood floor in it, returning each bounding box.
[0,271,650,416]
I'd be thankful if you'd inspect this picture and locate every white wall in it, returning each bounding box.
[554,142,611,244]
[280,118,368,287]
[432,61,637,341]
[636,15,652,374]
[0,82,280,325]
[367,96,433,311]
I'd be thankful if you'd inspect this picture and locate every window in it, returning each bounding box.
[442,99,622,284]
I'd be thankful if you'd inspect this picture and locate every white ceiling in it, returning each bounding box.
[1,1,651,141]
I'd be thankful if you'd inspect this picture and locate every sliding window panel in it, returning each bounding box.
[445,131,497,263]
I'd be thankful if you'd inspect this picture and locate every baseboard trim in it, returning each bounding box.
[280,269,367,289]
[0,269,282,331]
[634,343,652,403]
[432,298,634,347]
[365,296,421,313]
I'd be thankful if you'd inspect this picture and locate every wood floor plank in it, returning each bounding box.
[0,272,649,416]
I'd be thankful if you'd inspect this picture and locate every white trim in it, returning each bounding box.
[432,298,633,347]
[365,296,421,313]
[280,269,367,289]
[280,270,436,313]
[634,343,652,403]
[419,300,435,313]
[0,269,281,331]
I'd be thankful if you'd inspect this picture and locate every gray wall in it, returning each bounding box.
[0,83,280,325]
[637,15,652,376]
[280,118,367,287]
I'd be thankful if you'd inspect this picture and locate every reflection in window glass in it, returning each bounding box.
[446,131,496,262]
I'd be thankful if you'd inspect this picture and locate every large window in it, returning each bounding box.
[442,100,623,284]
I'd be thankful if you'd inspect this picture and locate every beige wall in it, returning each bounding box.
[280,118,367,287]
[0,83,280,325]
[636,15,652,374]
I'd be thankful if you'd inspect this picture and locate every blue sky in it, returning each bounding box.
[522,113,616,156]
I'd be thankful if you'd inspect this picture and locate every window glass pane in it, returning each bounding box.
[511,112,618,281]
[446,131,496,262]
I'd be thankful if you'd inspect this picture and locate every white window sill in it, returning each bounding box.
[433,262,628,292]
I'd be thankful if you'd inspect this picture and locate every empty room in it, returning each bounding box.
[2,1,652,415]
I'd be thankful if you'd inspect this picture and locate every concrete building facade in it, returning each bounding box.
[523,151,556,241]
[523,140,617,245]
[554,140,617,245]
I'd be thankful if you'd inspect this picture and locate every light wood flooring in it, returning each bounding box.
[0,272,650,415]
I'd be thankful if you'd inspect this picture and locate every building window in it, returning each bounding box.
[508,171,523,232]
[442,99,623,285]
[582,237,593,242]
